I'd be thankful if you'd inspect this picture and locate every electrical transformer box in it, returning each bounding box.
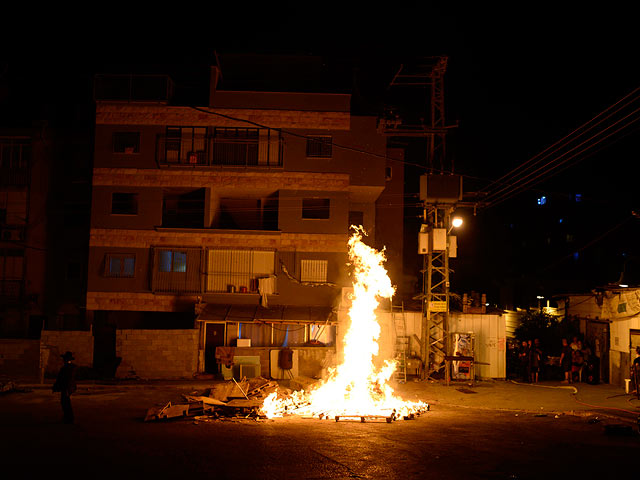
[419,174,463,203]
[432,228,447,251]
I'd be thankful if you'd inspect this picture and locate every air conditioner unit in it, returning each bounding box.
[341,287,354,310]
[238,363,260,379]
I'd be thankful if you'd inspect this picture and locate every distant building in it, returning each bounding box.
[87,66,405,378]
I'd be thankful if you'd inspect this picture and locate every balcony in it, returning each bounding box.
[156,128,283,168]
[0,279,23,305]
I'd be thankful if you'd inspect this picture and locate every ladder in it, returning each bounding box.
[393,303,409,383]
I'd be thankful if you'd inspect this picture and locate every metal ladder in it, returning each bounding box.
[393,303,409,383]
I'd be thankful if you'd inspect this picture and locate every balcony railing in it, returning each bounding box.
[0,168,29,187]
[0,279,23,304]
[156,130,283,168]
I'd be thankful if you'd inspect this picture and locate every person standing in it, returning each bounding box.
[53,351,77,424]
[518,340,530,382]
[559,338,572,383]
[530,339,542,383]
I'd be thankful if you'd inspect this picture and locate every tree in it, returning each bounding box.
[515,310,576,355]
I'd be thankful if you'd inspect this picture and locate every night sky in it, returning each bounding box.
[3,6,639,308]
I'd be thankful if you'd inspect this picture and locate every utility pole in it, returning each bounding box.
[379,56,461,380]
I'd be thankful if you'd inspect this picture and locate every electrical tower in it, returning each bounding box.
[379,56,460,380]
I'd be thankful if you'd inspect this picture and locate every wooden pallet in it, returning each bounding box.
[334,414,396,423]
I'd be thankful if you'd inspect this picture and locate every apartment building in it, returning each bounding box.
[87,67,404,378]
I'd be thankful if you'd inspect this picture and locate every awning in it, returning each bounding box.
[196,304,336,325]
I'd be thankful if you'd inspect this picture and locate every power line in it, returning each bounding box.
[484,109,640,208]
[482,99,640,205]
[479,85,640,196]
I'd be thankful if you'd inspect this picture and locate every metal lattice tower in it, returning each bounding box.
[379,56,456,380]
[420,206,454,379]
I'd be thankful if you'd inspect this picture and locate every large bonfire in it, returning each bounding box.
[260,227,428,420]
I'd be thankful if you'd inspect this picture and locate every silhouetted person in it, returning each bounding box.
[559,338,572,383]
[53,351,77,424]
[530,339,542,383]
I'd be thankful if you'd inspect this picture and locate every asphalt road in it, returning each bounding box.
[1,385,638,479]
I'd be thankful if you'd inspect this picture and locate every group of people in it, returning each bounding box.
[516,336,599,384]
[517,339,545,383]
[559,336,597,384]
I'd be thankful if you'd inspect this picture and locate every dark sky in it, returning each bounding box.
[3,6,639,306]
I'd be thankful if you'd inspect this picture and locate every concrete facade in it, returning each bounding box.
[86,67,401,379]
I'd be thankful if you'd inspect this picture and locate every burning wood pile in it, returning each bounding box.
[144,377,278,422]
[259,229,429,422]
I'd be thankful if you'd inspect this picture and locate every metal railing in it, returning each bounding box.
[0,168,29,187]
[156,130,283,168]
[0,279,23,303]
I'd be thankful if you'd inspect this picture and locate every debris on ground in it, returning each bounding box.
[144,377,278,422]
[0,381,32,394]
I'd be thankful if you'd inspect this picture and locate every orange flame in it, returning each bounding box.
[261,227,428,419]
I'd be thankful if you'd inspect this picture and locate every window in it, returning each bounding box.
[385,166,393,181]
[206,249,275,293]
[158,250,187,273]
[165,127,207,164]
[111,193,138,215]
[0,249,24,279]
[0,139,30,187]
[302,198,330,219]
[306,136,332,158]
[113,132,140,154]
[106,254,135,277]
[212,128,259,166]
[301,259,328,283]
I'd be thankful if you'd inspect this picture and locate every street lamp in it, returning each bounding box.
[449,216,463,233]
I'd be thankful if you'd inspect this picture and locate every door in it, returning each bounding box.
[93,311,117,377]
[204,323,225,374]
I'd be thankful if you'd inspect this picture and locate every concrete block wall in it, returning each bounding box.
[0,339,40,377]
[116,329,199,379]
[40,330,94,375]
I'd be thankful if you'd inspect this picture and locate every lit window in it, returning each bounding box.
[106,254,135,277]
[575,194,582,202]
[301,259,328,283]
[158,250,187,273]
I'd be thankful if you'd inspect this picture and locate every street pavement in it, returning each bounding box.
[7,375,640,425]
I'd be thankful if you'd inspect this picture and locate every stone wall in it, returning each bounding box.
[116,329,199,379]
[95,104,350,130]
[89,228,348,252]
[87,291,200,312]
[93,168,350,191]
[40,330,94,376]
[0,339,40,377]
